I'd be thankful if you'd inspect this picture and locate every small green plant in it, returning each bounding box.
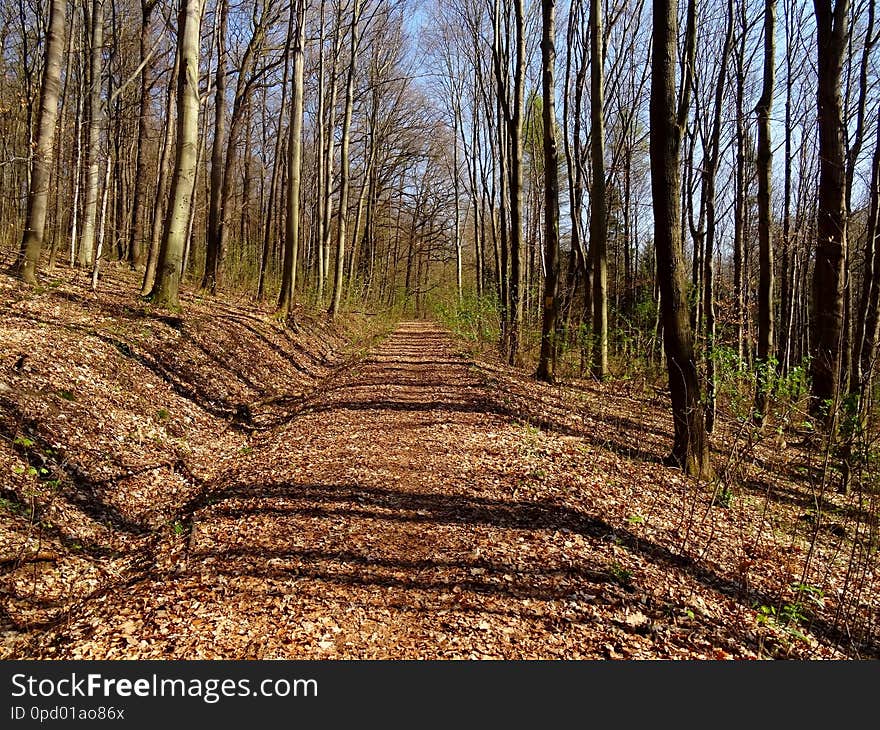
[756,598,811,642]
[607,561,633,588]
[238,445,253,456]
[172,521,186,537]
[58,390,76,401]
[0,497,24,515]
[756,604,776,626]
[778,602,807,625]
[714,485,734,508]
[156,408,171,421]
[792,582,824,606]
[626,513,645,525]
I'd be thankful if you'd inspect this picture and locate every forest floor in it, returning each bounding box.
[0,265,877,659]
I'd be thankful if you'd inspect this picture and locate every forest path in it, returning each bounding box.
[174,320,613,659]
[32,322,756,659]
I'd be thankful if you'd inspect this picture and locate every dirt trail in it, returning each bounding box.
[19,322,824,659]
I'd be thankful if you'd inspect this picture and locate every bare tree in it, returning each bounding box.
[328,0,365,319]
[278,0,306,320]
[650,0,712,478]
[148,0,201,308]
[754,0,776,422]
[590,0,608,379]
[810,0,850,422]
[78,0,105,269]
[15,0,65,283]
[536,0,559,382]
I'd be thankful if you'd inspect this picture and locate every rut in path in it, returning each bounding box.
[30,323,701,658]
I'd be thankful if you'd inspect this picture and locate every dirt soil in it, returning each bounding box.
[1,268,877,659]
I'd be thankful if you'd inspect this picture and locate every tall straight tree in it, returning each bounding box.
[78,0,105,269]
[649,0,711,478]
[202,0,229,293]
[755,0,776,423]
[278,0,306,320]
[850,110,880,418]
[16,0,66,283]
[508,0,525,365]
[328,0,364,319]
[127,0,158,270]
[701,0,735,433]
[589,0,608,379]
[535,0,559,383]
[810,0,849,422]
[148,0,201,308]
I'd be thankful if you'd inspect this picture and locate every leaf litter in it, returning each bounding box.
[0,266,875,659]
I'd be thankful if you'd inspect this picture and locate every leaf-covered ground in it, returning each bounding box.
[1,267,877,659]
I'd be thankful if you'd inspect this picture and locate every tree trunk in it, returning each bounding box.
[508,0,525,366]
[850,108,880,411]
[78,0,104,269]
[650,0,712,478]
[258,5,294,302]
[148,0,201,309]
[16,0,65,283]
[202,0,228,294]
[755,0,776,423]
[127,0,157,270]
[328,0,363,320]
[701,0,734,434]
[810,0,850,423]
[277,0,305,320]
[590,0,608,379]
[141,50,179,295]
[536,0,559,383]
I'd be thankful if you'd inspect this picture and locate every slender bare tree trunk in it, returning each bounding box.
[127,0,157,270]
[148,0,201,309]
[755,0,776,423]
[508,0,525,365]
[702,0,735,434]
[320,2,344,305]
[91,147,112,289]
[258,5,294,302]
[328,0,363,320]
[78,0,104,269]
[16,0,66,283]
[278,0,305,320]
[650,0,712,478]
[141,50,179,295]
[851,108,880,410]
[314,0,327,302]
[536,0,559,383]
[590,0,608,379]
[733,1,747,362]
[202,0,228,294]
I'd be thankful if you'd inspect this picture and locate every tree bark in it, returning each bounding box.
[590,0,608,379]
[16,0,66,283]
[148,0,201,309]
[202,0,228,294]
[810,0,850,423]
[78,0,105,269]
[650,0,712,478]
[328,0,363,319]
[278,0,305,320]
[127,0,157,270]
[536,0,559,383]
[755,0,776,423]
